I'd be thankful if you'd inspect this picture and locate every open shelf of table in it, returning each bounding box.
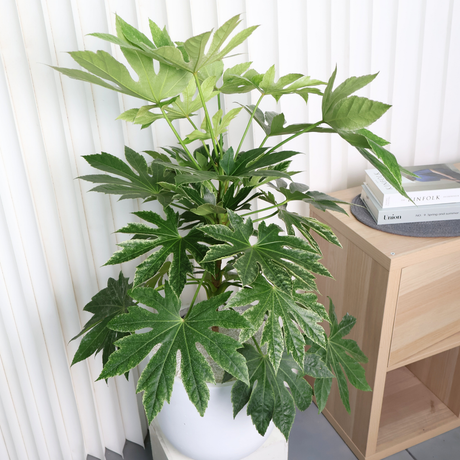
[310,186,460,460]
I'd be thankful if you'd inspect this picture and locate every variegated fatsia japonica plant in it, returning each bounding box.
[54,15,409,439]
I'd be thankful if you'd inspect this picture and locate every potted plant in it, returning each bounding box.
[53,13,408,460]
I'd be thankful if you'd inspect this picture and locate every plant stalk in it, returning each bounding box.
[266,121,324,154]
[194,73,222,161]
[236,94,265,157]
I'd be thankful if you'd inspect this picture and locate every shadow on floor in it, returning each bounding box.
[87,433,153,460]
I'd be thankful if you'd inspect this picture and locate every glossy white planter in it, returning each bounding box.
[155,378,274,460]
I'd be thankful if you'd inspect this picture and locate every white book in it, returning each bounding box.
[365,163,460,208]
[360,183,460,225]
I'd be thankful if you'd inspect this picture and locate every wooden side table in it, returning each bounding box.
[310,186,460,460]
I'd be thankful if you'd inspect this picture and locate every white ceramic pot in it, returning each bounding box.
[155,378,274,460]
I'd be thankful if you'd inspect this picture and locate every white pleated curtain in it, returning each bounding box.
[0,0,459,459]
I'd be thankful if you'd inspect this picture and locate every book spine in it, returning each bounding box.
[364,171,460,208]
[361,185,460,225]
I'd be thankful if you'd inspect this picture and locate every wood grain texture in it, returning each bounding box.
[389,251,460,367]
[376,367,459,453]
[408,348,460,416]
[315,187,460,272]
[310,185,460,459]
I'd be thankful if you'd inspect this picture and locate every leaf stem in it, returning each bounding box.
[259,135,269,148]
[160,106,200,168]
[253,210,279,223]
[236,94,265,157]
[241,200,288,217]
[194,73,221,160]
[252,336,263,354]
[266,121,323,154]
[184,273,206,319]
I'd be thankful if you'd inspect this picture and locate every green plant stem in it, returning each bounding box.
[252,337,263,354]
[194,73,221,160]
[253,210,279,223]
[217,93,225,152]
[242,200,288,217]
[185,116,212,157]
[259,135,269,148]
[266,120,323,154]
[236,94,265,157]
[184,274,206,319]
[170,203,189,211]
[160,106,200,168]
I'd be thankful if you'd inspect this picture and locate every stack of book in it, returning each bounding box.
[360,163,460,225]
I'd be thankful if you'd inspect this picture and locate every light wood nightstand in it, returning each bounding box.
[310,186,460,460]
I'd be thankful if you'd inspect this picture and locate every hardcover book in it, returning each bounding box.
[360,183,460,225]
[365,163,460,208]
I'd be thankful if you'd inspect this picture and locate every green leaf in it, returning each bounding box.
[356,146,409,200]
[229,148,301,177]
[338,128,390,149]
[292,287,330,322]
[309,299,371,413]
[324,96,391,132]
[117,104,185,128]
[80,148,175,201]
[231,344,313,439]
[258,66,325,102]
[58,49,191,104]
[71,272,135,368]
[314,378,332,413]
[304,354,334,379]
[321,67,337,117]
[149,20,175,48]
[201,211,330,290]
[278,209,341,253]
[100,285,249,423]
[227,275,326,372]
[166,76,219,119]
[106,207,214,291]
[115,15,156,51]
[219,63,261,94]
[143,15,258,74]
[241,106,334,137]
[185,107,242,144]
[323,73,378,116]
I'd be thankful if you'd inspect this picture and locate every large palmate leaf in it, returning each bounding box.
[120,75,221,128]
[219,63,263,94]
[307,299,371,413]
[227,275,326,372]
[230,148,301,177]
[258,65,325,102]
[106,207,215,291]
[278,208,341,254]
[201,211,331,289]
[268,179,349,216]
[79,147,175,203]
[53,49,191,104]
[231,344,313,439]
[132,15,258,74]
[71,272,135,368]
[100,285,249,422]
[166,76,219,118]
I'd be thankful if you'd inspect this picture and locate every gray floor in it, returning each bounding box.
[101,403,460,460]
[288,404,460,460]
